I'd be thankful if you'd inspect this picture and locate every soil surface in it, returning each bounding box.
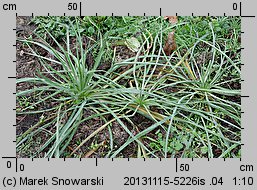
[16,17,241,158]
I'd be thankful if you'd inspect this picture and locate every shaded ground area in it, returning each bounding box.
[16,16,241,158]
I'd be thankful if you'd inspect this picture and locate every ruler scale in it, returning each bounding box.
[0,0,256,189]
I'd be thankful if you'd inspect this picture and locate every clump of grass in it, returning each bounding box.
[17,18,115,157]
[17,16,241,158]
